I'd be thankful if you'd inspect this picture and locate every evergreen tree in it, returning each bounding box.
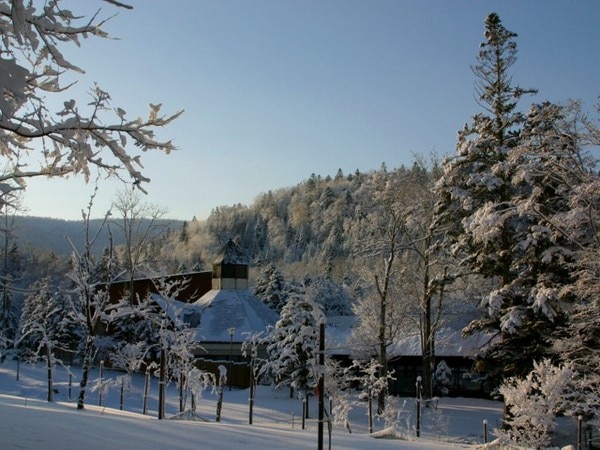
[434,360,452,396]
[460,103,591,385]
[433,13,538,384]
[265,290,324,403]
[253,264,288,313]
[17,278,78,401]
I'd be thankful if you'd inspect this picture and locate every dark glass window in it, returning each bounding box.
[221,264,236,278]
[235,264,247,278]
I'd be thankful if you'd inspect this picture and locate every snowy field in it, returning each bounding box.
[0,360,580,449]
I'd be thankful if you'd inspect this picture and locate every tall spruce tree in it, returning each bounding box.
[460,102,585,381]
[433,13,538,384]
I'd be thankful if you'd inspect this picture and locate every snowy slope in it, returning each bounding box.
[0,360,513,450]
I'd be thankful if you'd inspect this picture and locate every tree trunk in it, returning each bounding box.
[422,288,433,399]
[368,392,373,433]
[305,390,310,419]
[158,348,166,419]
[216,385,224,422]
[377,289,388,414]
[46,343,53,402]
[77,337,94,410]
[216,367,226,422]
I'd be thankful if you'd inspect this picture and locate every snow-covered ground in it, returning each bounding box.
[0,360,580,449]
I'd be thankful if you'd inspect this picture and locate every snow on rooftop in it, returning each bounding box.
[191,289,278,342]
[325,303,490,358]
[151,289,278,343]
[213,239,249,265]
[152,285,488,358]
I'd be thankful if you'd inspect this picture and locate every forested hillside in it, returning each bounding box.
[159,161,439,282]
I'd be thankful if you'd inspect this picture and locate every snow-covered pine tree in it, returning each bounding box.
[434,360,452,396]
[17,278,68,401]
[461,102,592,388]
[265,290,324,410]
[433,13,537,384]
[550,103,600,429]
[253,263,288,313]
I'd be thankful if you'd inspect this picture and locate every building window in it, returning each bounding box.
[235,264,247,279]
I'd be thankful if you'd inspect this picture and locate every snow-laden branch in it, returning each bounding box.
[0,0,183,199]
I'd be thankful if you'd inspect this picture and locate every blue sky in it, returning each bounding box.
[22,0,600,221]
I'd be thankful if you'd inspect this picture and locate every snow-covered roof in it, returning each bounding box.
[213,239,248,265]
[388,326,488,358]
[150,294,197,326]
[151,285,488,358]
[150,288,278,344]
[191,289,278,342]
[324,305,491,358]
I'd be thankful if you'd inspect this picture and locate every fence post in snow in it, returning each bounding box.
[577,415,582,450]
[98,360,104,407]
[302,398,306,430]
[143,369,150,415]
[483,419,488,444]
[416,376,422,438]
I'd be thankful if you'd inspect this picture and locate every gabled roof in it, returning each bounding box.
[213,239,248,265]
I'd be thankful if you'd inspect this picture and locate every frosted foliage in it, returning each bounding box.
[187,367,216,408]
[265,293,323,392]
[0,0,181,198]
[253,264,288,313]
[345,359,392,403]
[110,343,145,373]
[530,286,557,321]
[497,359,575,448]
[434,360,452,396]
[500,306,523,334]
[304,278,352,316]
[466,202,507,244]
